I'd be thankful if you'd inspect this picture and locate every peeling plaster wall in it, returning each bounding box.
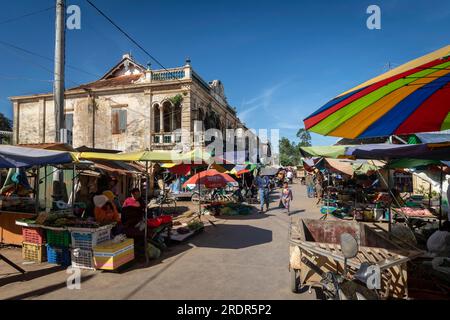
[13,81,243,153]
[17,101,40,144]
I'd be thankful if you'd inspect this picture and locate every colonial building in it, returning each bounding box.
[11,54,264,158]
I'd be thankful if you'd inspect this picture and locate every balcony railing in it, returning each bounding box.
[152,70,185,81]
[152,132,182,145]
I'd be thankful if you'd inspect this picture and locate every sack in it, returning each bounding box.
[147,243,161,259]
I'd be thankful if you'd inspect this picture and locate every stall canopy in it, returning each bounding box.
[0,145,75,168]
[259,166,279,176]
[345,142,450,161]
[301,143,450,161]
[77,149,213,164]
[300,145,349,159]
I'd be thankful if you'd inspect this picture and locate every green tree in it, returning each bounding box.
[279,137,301,166]
[296,127,311,147]
[0,112,12,131]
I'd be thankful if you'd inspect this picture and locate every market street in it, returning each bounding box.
[0,181,320,300]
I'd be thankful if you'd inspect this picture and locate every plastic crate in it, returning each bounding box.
[22,242,47,263]
[22,227,45,244]
[71,248,95,270]
[46,245,71,266]
[70,228,111,250]
[46,230,71,247]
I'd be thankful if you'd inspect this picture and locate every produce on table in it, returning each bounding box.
[187,220,204,231]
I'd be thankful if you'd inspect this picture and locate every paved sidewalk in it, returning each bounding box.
[0,180,322,300]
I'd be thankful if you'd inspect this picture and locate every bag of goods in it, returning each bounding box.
[147,242,161,259]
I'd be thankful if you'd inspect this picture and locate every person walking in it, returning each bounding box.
[281,182,293,213]
[286,170,294,184]
[255,173,271,213]
[305,173,314,198]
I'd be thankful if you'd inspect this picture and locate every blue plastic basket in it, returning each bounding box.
[46,245,71,266]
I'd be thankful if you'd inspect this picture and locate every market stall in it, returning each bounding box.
[0,145,75,246]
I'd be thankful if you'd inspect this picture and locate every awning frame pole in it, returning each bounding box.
[144,161,149,266]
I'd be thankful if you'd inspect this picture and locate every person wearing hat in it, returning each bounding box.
[94,195,121,224]
[103,190,122,213]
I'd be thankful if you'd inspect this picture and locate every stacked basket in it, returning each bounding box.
[70,226,112,270]
[46,229,72,266]
[22,227,47,263]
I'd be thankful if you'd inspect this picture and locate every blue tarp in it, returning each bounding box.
[0,145,74,168]
[415,131,450,144]
[345,143,450,161]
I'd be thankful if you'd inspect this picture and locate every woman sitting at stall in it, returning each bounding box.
[93,195,121,225]
[123,188,144,209]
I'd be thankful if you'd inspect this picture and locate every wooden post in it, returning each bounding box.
[35,166,40,215]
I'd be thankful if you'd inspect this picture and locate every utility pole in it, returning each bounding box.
[53,0,66,204]
[54,0,65,141]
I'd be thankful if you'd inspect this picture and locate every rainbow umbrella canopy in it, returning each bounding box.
[304,45,450,139]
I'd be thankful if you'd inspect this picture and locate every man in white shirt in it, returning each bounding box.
[286,170,294,184]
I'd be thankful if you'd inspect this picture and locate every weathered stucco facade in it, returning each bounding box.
[11,54,252,154]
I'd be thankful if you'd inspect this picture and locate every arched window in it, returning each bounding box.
[153,104,160,132]
[174,104,182,130]
[162,101,171,133]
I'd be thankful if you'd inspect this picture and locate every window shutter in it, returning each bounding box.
[65,114,74,132]
[119,109,127,133]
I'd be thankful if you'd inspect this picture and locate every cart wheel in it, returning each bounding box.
[191,192,200,204]
[290,269,300,293]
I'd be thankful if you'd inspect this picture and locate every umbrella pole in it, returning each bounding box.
[387,168,392,234]
[144,161,149,266]
[439,166,443,229]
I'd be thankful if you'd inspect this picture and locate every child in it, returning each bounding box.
[281,182,293,213]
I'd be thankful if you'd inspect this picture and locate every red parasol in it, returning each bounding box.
[183,169,237,189]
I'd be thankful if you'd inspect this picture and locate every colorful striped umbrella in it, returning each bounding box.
[304,45,450,138]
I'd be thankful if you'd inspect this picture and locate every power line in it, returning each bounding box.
[0,40,100,78]
[0,6,55,25]
[85,0,177,76]
[0,75,53,83]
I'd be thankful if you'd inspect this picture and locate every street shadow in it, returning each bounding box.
[288,210,306,216]
[189,224,273,250]
[5,274,96,300]
[216,209,271,220]
[0,265,66,287]
[159,206,190,216]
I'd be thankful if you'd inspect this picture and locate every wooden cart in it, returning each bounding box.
[289,218,423,299]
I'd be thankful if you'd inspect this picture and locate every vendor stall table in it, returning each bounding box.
[0,211,38,246]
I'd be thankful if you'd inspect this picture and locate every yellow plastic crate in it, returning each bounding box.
[22,242,47,263]
[93,239,134,270]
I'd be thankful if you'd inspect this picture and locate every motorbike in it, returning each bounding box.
[302,233,380,300]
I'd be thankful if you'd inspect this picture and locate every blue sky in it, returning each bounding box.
[0,0,449,147]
